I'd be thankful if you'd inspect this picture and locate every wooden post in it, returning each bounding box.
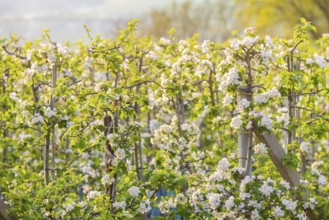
[0,199,16,220]
[2,69,10,162]
[253,130,318,220]
[237,86,253,174]
[51,64,57,180]
[254,131,300,185]
[104,116,114,196]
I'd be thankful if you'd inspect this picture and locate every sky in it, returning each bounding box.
[0,0,192,42]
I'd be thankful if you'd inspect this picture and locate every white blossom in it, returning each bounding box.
[254,143,267,154]
[9,92,21,102]
[303,197,317,209]
[47,52,56,63]
[223,94,234,106]
[259,183,274,197]
[238,98,250,110]
[159,198,176,214]
[282,198,297,211]
[128,186,140,197]
[300,142,312,155]
[175,193,187,204]
[208,193,222,209]
[101,174,115,186]
[218,158,230,172]
[313,54,326,68]
[45,107,56,118]
[240,192,251,200]
[63,202,76,212]
[306,58,314,65]
[230,115,242,129]
[254,93,268,104]
[113,201,126,209]
[145,51,157,60]
[318,175,327,186]
[280,180,290,190]
[241,36,260,48]
[218,67,240,91]
[31,113,44,124]
[273,206,284,217]
[114,148,125,160]
[139,199,151,213]
[87,191,101,200]
[296,212,307,220]
[260,115,273,130]
[224,196,235,210]
[159,37,171,45]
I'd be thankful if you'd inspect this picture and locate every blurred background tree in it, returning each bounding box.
[1,0,328,42]
[136,0,329,41]
[139,0,235,41]
[235,0,329,38]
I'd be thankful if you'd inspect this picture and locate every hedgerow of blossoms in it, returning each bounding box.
[0,19,328,219]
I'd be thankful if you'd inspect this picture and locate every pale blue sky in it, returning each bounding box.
[0,0,199,42]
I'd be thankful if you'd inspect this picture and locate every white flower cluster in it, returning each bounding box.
[306,53,327,68]
[149,119,160,132]
[145,51,158,60]
[208,193,222,209]
[195,59,212,77]
[44,107,56,118]
[9,92,21,102]
[31,112,44,124]
[101,174,115,186]
[300,142,312,155]
[276,107,289,126]
[114,148,125,160]
[259,114,273,130]
[229,35,260,50]
[238,98,250,111]
[242,36,260,48]
[87,191,101,200]
[223,94,234,106]
[128,186,140,197]
[217,67,240,91]
[107,133,119,146]
[174,193,187,204]
[113,201,126,209]
[63,201,76,212]
[148,89,156,109]
[200,105,210,118]
[217,158,230,172]
[230,115,242,129]
[47,52,57,64]
[84,57,94,68]
[318,175,327,186]
[58,44,69,56]
[282,198,297,211]
[181,122,200,137]
[152,117,199,155]
[139,199,151,213]
[280,180,290,190]
[224,196,235,210]
[260,47,273,64]
[254,143,267,154]
[273,206,285,217]
[159,198,176,214]
[159,37,171,45]
[259,182,274,197]
[303,198,317,210]
[81,162,99,179]
[254,87,281,104]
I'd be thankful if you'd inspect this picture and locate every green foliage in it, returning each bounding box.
[0,19,328,219]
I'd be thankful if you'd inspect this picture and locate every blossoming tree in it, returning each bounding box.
[0,19,328,219]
